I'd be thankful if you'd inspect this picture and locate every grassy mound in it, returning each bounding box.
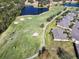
[0,5,64,59]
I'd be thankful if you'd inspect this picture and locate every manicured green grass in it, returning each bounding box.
[0,5,64,59]
[45,14,77,59]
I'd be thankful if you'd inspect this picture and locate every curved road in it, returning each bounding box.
[42,8,69,47]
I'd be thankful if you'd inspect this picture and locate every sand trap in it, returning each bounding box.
[32,32,39,37]
[75,41,79,44]
[72,38,76,42]
[14,21,19,24]
[28,17,32,20]
[20,18,25,21]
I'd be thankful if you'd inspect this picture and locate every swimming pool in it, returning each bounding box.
[64,3,79,7]
[20,5,48,15]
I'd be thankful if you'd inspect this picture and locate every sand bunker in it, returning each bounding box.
[14,21,19,24]
[32,32,39,37]
[20,18,25,21]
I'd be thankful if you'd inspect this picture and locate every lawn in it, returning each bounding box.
[0,5,64,59]
[45,10,77,59]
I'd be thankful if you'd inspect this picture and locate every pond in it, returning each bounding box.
[64,3,79,7]
[20,5,49,15]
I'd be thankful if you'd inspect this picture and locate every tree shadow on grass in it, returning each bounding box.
[57,47,72,59]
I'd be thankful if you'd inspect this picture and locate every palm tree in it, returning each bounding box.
[38,47,50,59]
[57,47,72,59]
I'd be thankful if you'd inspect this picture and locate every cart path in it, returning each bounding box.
[42,8,69,47]
[26,8,69,59]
